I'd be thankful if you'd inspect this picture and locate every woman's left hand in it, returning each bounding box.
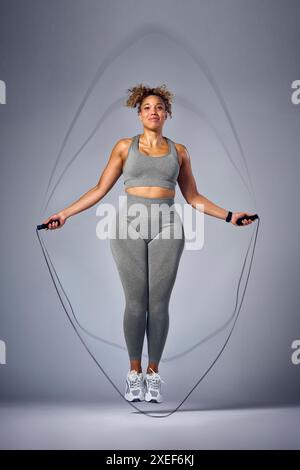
[231,212,255,226]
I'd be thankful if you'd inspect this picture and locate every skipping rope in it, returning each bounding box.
[36,211,260,419]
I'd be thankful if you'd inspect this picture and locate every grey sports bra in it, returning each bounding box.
[122,134,180,190]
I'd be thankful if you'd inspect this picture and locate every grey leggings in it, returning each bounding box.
[109,193,185,364]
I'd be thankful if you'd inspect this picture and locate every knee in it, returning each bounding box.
[125,298,147,317]
[148,298,169,316]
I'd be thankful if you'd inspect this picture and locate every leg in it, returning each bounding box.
[146,213,185,371]
[110,217,148,372]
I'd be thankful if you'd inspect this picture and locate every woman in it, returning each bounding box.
[42,83,256,403]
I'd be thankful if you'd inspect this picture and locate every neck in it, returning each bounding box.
[140,129,165,147]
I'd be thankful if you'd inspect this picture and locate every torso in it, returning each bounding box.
[121,135,183,199]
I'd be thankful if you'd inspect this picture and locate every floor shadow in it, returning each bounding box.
[130,400,300,415]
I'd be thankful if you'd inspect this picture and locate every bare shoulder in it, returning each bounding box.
[112,137,134,165]
[173,141,189,167]
[111,137,132,154]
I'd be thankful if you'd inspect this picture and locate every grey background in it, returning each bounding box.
[0,0,300,416]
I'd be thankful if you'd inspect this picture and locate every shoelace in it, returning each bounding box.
[146,368,166,390]
[128,371,143,390]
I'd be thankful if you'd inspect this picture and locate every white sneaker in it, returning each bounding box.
[144,368,165,403]
[124,370,145,402]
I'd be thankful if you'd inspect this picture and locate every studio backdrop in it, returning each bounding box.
[0,0,299,416]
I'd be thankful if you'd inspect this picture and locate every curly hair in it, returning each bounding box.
[125,83,174,119]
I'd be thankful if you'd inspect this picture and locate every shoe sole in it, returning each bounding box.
[124,392,145,402]
[145,393,163,403]
[125,397,144,402]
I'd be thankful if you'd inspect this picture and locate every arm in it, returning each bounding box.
[177,144,255,225]
[43,138,127,229]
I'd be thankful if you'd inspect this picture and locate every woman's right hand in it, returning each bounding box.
[42,211,67,230]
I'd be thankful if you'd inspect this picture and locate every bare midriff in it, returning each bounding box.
[125,186,175,199]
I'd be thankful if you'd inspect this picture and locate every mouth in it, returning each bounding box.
[149,118,159,121]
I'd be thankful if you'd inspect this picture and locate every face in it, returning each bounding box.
[138,95,167,129]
